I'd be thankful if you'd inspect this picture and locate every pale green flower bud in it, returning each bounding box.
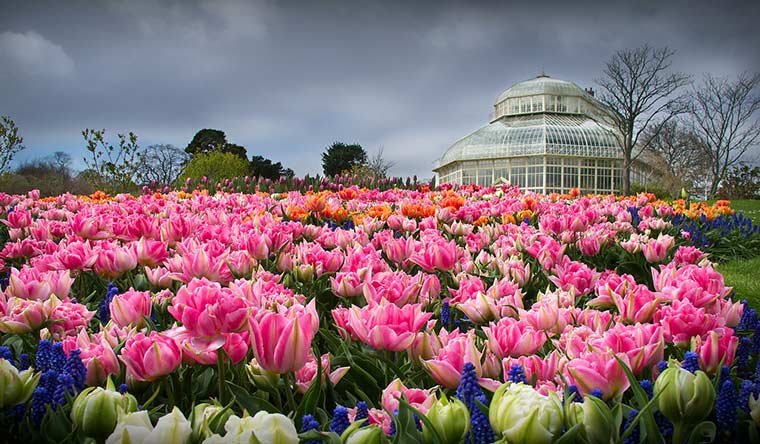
[423,394,470,444]
[150,407,192,444]
[489,383,563,444]
[0,358,39,408]
[191,402,233,441]
[249,411,299,444]
[71,383,138,441]
[341,424,389,444]
[566,395,619,444]
[749,393,760,426]
[246,357,280,389]
[654,366,715,425]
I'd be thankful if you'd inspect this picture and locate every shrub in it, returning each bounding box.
[178,151,250,186]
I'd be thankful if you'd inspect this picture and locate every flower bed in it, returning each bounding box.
[0,186,759,443]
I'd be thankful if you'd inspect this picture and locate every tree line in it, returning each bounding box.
[1,43,758,198]
[0,122,394,196]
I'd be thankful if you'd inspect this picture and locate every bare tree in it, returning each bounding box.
[367,146,395,178]
[641,119,708,193]
[82,129,143,193]
[50,151,72,171]
[690,72,760,198]
[139,144,189,186]
[0,116,25,174]
[596,45,691,194]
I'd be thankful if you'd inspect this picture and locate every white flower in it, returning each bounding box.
[106,408,191,444]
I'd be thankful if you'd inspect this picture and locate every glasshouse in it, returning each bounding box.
[433,74,656,193]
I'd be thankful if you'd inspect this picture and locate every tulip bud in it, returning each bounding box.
[423,394,470,444]
[654,365,715,426]
[565,395,619,444]
[294,264,315,282]
[246,357,280,389]
[71,381,138,440]
[750,394,760,427]
[342,423,390,444]
[489,383,563,444]
[191,402,233,441]
[150,407,192,444]
[249,411,299,444]
[0,358,40,408]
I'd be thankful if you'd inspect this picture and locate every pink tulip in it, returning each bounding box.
[642,234,674,263]
[62,330,119,385]
[94,245,138,279]
[657,264,731,310]
[422,330,483,389]
[0,295,49,333]
[597,273,660,323]
[593,323,664,375]
[520,295,569,336]
[549,258,600,296]
[362,271,422,306]
[565,352,631,400]
[242,232,272,260]
[497,257,531,287]
[691,328,738,374]
[110,289,152,328]
[381,378,437,414]
[655,299,721,346]
[69,213,110,239]
[169,278,250,341]
[134,237,168,267]
[5,268,51,301]
[120,331,182,381]
[673,246,707,266]
[249,300,319,373]
[410,239,458,272]
[53,240,97,271]
[144,266,174,288]
[342,299,432,352]
[2,210,32,229]
[46,296,95,340]
[226,250,256,277]
[484,317,546,359]
[502,351,567,386]
[295,353,349,393]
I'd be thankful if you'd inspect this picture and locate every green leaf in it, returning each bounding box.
[393,395,423,444]
[227,381,280,414]
[554,422,584,444]
[299,430,342,444]
[688,421,716,444]
[398,398,444,444]
[613,355,665,444]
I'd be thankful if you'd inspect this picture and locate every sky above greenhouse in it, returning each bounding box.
[2,0,759,178]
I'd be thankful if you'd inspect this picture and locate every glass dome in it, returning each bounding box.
[433,74,653,194]
[495,75,586,104]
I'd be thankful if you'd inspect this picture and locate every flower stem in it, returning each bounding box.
[284,372,297,412]
[217,351,226,405]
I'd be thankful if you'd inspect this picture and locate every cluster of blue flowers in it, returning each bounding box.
[329,405,351,435]
[439,300,451,328]
[506,363,527,384]
[97,282,120,324]
[326,219,356,231]
[456,362,495,444]
[29,340,86,426]
[671,212,760,253]
[0,346,29,370]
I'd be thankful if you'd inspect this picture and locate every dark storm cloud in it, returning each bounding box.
[1,0,758,177]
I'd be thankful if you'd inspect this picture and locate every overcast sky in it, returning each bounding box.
[2,0,759,178]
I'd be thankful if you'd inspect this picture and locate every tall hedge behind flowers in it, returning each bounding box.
[0,185,759,443]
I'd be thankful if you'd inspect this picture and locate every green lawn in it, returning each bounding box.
[716,200,760,307]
